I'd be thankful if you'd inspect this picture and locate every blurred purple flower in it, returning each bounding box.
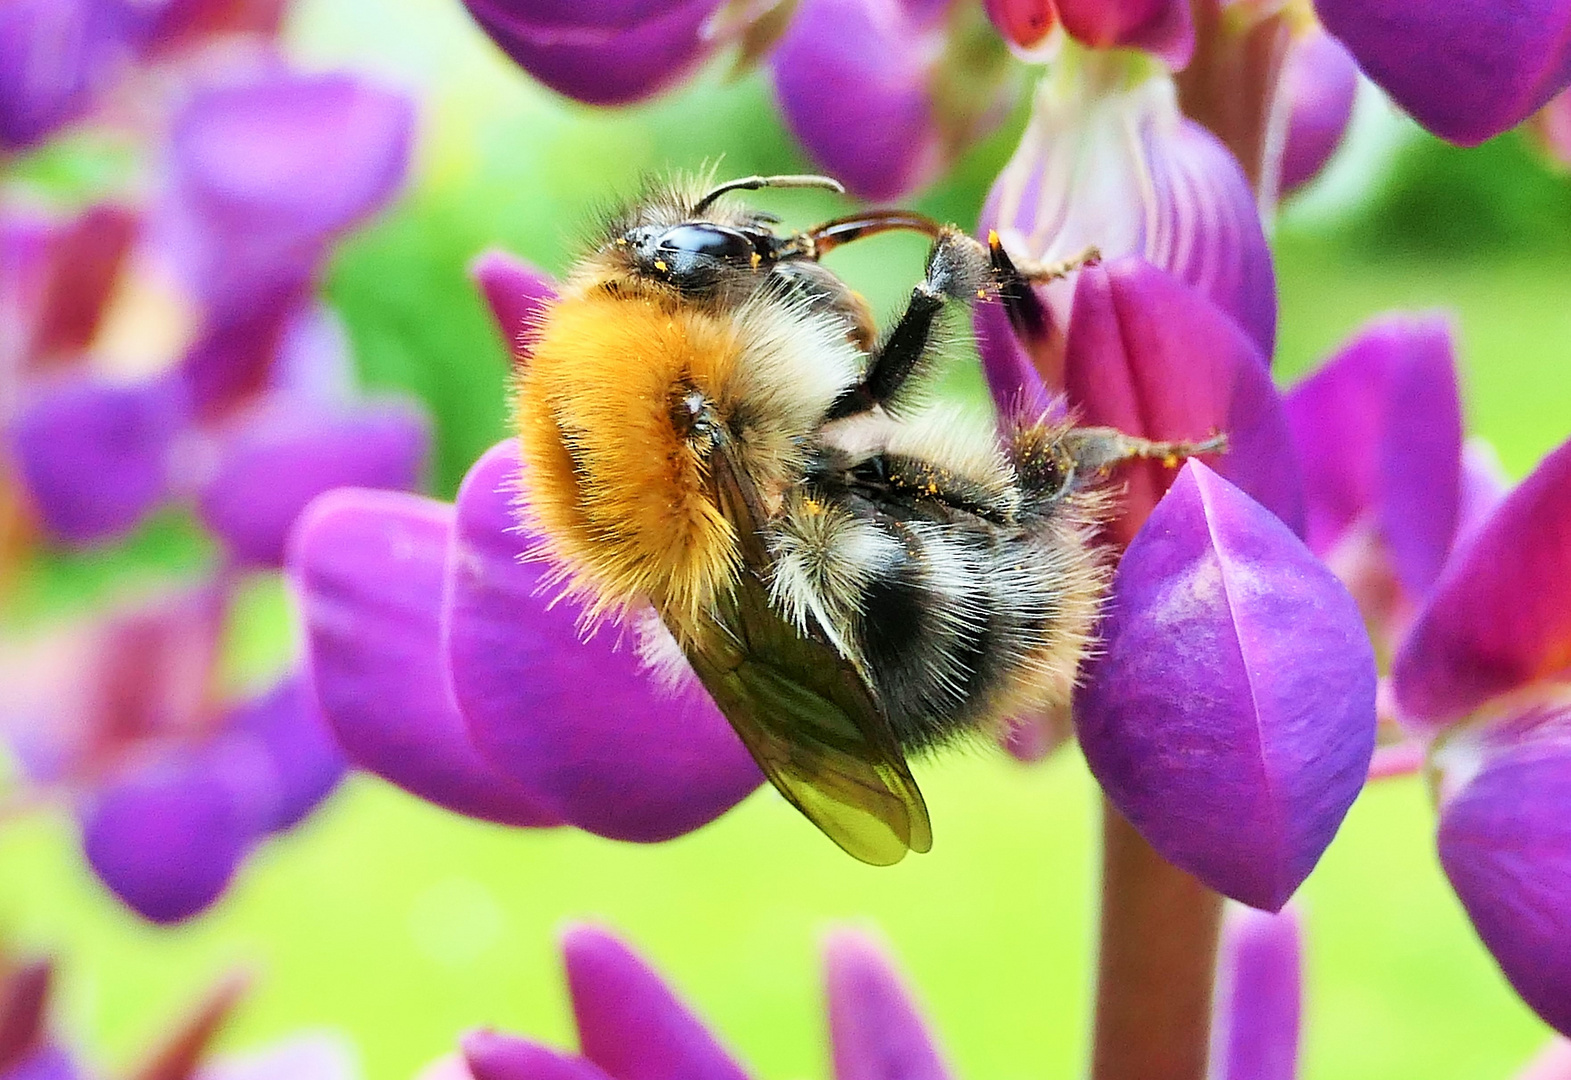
[982,0,1191,65]
[1278,24,1358,196]
[0,584,347,923]
[1210,905,1302,1080]
[1282,313,1469,659]
[461,0,725,107]
[0,0,130,152]
[771,0,1019,200]
[1077,463,1374,910]
[980,55,1276,372]
[458,925,951,1080]
[1530,89,1571,170]
[1313,0,1571,146]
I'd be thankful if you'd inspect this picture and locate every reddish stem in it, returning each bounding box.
[1090,800,1224,1080]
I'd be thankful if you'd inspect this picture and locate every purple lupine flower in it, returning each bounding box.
[0,584,347,923]
[0,0,130,152]
[454,924,951,1080]
[1278,24,1358,196]
[770,0,1020,200]
[460,0,726,107]
[1077,463,1373,910]
[1313,0,1571,146]
[1282,313,1468,659]
[1389,434,1571,1036]
[1210,905,1302,1080]
[980,57,1276,367]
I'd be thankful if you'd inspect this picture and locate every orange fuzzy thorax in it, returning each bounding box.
[515,290,749,636]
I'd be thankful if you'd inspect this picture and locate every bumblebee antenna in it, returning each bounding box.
[691,174,845,216]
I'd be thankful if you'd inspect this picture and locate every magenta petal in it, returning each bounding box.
[445,440,761,843]
[823,930,952,1080]
[1076,462,1376,910]
[0,0,124,151]
[770,0,946,200]
[3,1045,82,1080]
[1437,705,1571,1037]
[1213,906,1303,1080]
[462,0,721,107]
[198,395,429,568]
[288,488,560,826]
[80,747,267,923]
[1375,318,1462,600]
[1056,0,1194,69]
[227,672,346,833]
[975,296,1055,423]
[1457,439,1510,544]
[1063,258,1304,543]
[162,69,412,318]
[462,1033,614,1080]
[1313,0,1571,145]
[1393,436,1571,728]
[563,925,749,1080]
[1279,28,1359,195]
[468,250,556,363]
[8,373,188,544]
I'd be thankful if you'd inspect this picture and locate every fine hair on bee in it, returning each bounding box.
[512,168,1225,865]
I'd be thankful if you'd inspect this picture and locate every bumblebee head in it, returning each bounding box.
[618,220,779,296]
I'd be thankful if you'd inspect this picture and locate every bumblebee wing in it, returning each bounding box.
[682,447,932,866]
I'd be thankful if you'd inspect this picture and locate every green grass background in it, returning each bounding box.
[4,0,1571,1076]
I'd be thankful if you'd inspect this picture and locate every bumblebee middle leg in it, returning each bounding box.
[827,225,993,420]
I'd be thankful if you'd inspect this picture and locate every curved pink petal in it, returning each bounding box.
[462,1033,614,1080]
[197,395,429,568]
[823,930,952,1080]
[462,0,722,107]
[445,440,761,843]
[469,250,556,365]
[1392,436,1571,729]
[1313,0,1571,146]
[1076,462,1376,910]
[288,487,560,827]
[1056,0,1193,68]
[1062,258,1303,544]
[1437,700,1571,1037]
[1280,27,1359,195]
[563,925,749,1080]
[1212,906,1302,1080]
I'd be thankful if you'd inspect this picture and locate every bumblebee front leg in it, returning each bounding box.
[986,233,1100,348]
[827,225,992,420]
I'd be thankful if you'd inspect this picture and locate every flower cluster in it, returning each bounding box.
[0,0,427,922]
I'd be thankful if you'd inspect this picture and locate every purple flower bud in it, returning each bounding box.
[1279,26,1358,195]
[462,1035,612,1080]
[7,372,189,545]
[772,0,1018,200]
[1392,436,1571,731]
[562,926,749,1080]
[444,440,762,842]
[1434,698,1571,1037]
[984,59,1276,359]
[462,0,724,107]
[982,0,1061,58]
[160,68,413,320]
[1056,0,1193,68]
[227,673,346,833]
[823,930,952,1080]
[288,488,563,827]
[468,249,556,365]
[196,394,429,568]
[1060,257,1303,543]
[1076,462,1376,910]
[1211,905,1302,1080]
[0,0,126,151]
[1313,0,1571,145]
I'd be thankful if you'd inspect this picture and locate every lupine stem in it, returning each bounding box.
[1090,800,1224,1080]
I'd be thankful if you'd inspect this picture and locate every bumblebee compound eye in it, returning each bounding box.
[647,224,764,291]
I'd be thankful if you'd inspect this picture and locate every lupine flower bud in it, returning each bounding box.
[1278,25,1358,195]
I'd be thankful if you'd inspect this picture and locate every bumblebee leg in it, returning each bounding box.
[826,226,993,420]
[1064,427,1229,484]
[799,211,945,258]
[985,233,1101,350]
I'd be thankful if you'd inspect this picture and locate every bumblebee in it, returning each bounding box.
[514,173,1220,865]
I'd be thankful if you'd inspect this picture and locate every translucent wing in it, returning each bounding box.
[681,447,932,866]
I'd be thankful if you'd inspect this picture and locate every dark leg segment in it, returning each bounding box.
[827,225,992,420]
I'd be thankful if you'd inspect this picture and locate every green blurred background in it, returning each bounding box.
[6,0,1571,1076]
